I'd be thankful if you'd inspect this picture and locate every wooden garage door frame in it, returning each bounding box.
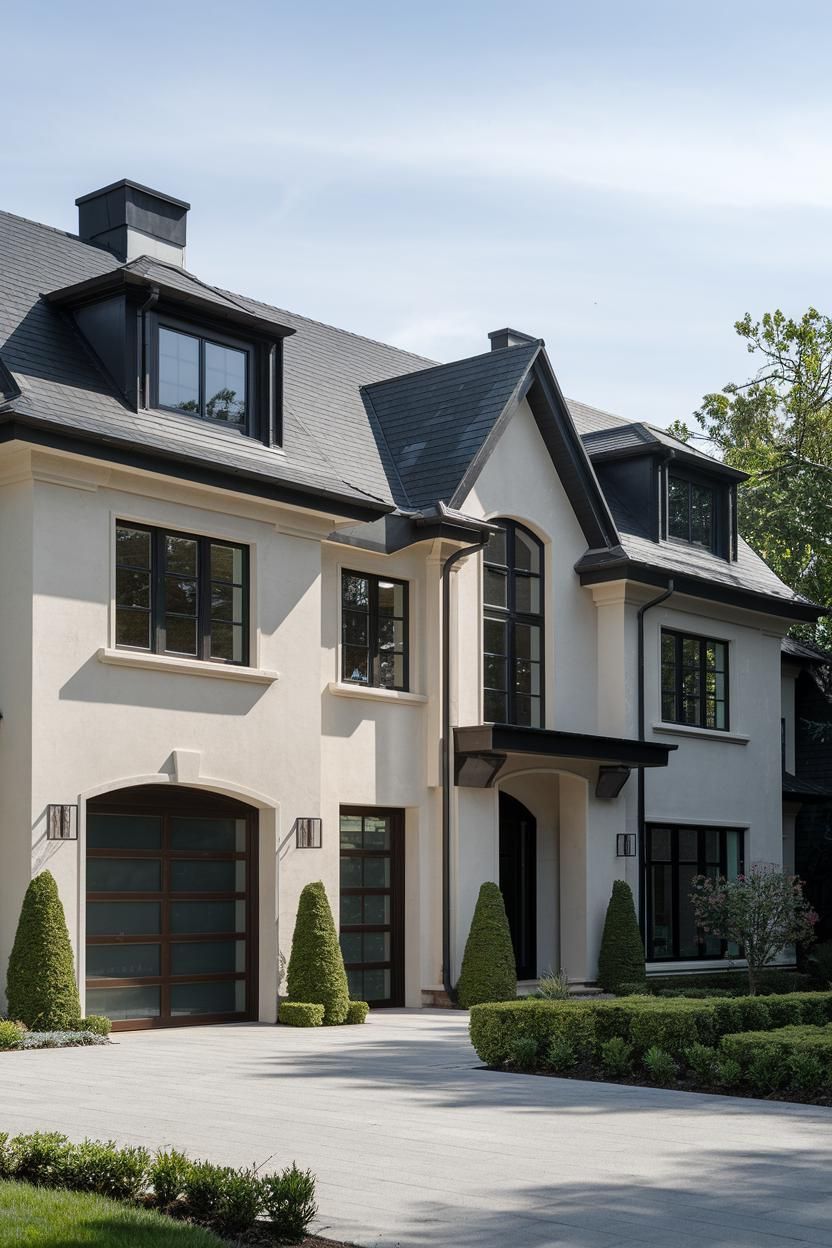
[86,785,258,1032]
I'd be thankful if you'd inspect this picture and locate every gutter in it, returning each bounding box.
[636,579,674,936]
[440,528,493,999]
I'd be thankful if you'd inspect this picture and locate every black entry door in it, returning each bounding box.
[339,808,404,1007]
[499,792,537,980]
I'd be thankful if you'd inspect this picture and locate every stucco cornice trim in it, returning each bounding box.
[326,681,428,706]
[97,647,279,685]
[650,721,750,745]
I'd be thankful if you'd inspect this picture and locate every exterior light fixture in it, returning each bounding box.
[46,804,79,841]
[595,765,631,800]
[295,817,323,849]
[616,833,637,858]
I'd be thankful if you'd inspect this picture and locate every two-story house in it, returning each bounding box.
[0,180,823,1029]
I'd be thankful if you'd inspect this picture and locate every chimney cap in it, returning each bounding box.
[75,178,190,210]
[488,327,541,351]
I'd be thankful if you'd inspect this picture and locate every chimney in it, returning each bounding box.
[76,179,190,267]
[488,327,538,351]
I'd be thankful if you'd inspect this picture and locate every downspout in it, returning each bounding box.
[441,534,490,998]
[636,579,674,935]
[138,285,160,408]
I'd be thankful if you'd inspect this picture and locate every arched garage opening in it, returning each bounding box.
[85,785,258,1030]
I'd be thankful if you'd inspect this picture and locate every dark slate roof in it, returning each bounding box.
[0,210,430,514]
[582,419,746,480]
[783,772,832,801]
[361,341,541,509]
[565,397,630,436]
[782,637,832,664]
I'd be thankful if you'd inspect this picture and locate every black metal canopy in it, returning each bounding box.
[454,723,675,787]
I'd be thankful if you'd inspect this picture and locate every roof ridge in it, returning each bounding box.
[362,339,541,393]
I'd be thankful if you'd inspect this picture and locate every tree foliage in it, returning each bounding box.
[689,864,817,995]
[668,309,832,646]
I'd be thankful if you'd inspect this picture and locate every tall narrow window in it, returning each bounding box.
[661,629,728,730]
[341,571,408,690]
[646,825,744,960]
[115,523,248,665]
[483,521,544,727]
[667,474,715,548]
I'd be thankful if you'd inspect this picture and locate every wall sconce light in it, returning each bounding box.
[616,833,637,858]
[595,766,631,800]
[295,817,323,849]
[47,804,78,841]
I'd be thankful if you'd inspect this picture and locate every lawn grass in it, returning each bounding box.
[0,1180,224,1246]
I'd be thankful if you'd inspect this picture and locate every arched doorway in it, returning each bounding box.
[85,785,258,1030]
[499,791,537,979]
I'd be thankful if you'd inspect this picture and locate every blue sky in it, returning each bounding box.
[5,0,832,427]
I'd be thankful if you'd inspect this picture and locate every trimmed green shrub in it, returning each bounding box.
[260,1163,317,1243]
[9,1132,75,1186]
[617,981,650,997]
[286,882,349,1025]
[597,880,645,993]
[150,1148,193,1208]
[183,1161,262,1236]
[0,1020,24,1051]
[657,987,734,1000]
[278,1001,325,1027]
[685,1042,719,1083]
[643,1046,676,1085]
[456,882,516,1009]
[721,1024,832,1073]
[789,1051,825,1091]
[345,1000,369,1025]
[599,1037,633,1077]
[507,1036,539,1070]
[65,1140,150,1202]
[543,1036,576,1071]
[645,970,813,996]
[6,871,81,1029]
[469,992,832,1068]
[71,1016,112,1037]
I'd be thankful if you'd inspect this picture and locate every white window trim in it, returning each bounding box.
[651,721,750,745]
[97,647,278,685]
[327,681,426,705]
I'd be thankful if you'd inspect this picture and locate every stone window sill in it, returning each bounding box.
[97,647,279,685]
[651,721,750,745]
[327,681,427,706]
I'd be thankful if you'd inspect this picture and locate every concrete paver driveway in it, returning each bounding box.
[2,1010,832,1247]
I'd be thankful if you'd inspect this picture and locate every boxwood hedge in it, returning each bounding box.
[468,992,832,1067]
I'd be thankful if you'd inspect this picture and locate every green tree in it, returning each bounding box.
[690,864,817,995]
[456,882,517,1008]
[597,880,645,992]
[669,309,832,647]
[286,881,349,1025]
[6,870,81,1028]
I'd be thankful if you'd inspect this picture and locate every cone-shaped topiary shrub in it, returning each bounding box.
[6,870,81,1028]
[456,882,517,1008]
[286,881,349,1025]
[597,879,645,992]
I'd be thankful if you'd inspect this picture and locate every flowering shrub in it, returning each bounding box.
[690,864,818,995]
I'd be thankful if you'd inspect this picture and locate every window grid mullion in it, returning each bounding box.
[154,529,166,654]
[199,538,210,662]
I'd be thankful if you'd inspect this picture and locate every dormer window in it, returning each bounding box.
[155,321,250,429]
[668,474,714,548]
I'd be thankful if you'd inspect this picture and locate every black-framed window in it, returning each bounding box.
[667,473,715,548]
[115,522,248,665]
[154,318,252,431]
[661,629,728,730]
[341,571,408,691]
[646,824,744,960]
[483,520,544,727]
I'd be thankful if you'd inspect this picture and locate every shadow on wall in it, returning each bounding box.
[59,654,269,715]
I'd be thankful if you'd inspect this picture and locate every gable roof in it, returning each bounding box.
[582,419,747,481]
[362,340,620,549]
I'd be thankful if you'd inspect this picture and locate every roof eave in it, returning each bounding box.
[0,408,390,523]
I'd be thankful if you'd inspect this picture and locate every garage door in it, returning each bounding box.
[85,787,257,1030]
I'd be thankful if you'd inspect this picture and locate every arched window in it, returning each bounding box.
[482,520,544,727]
